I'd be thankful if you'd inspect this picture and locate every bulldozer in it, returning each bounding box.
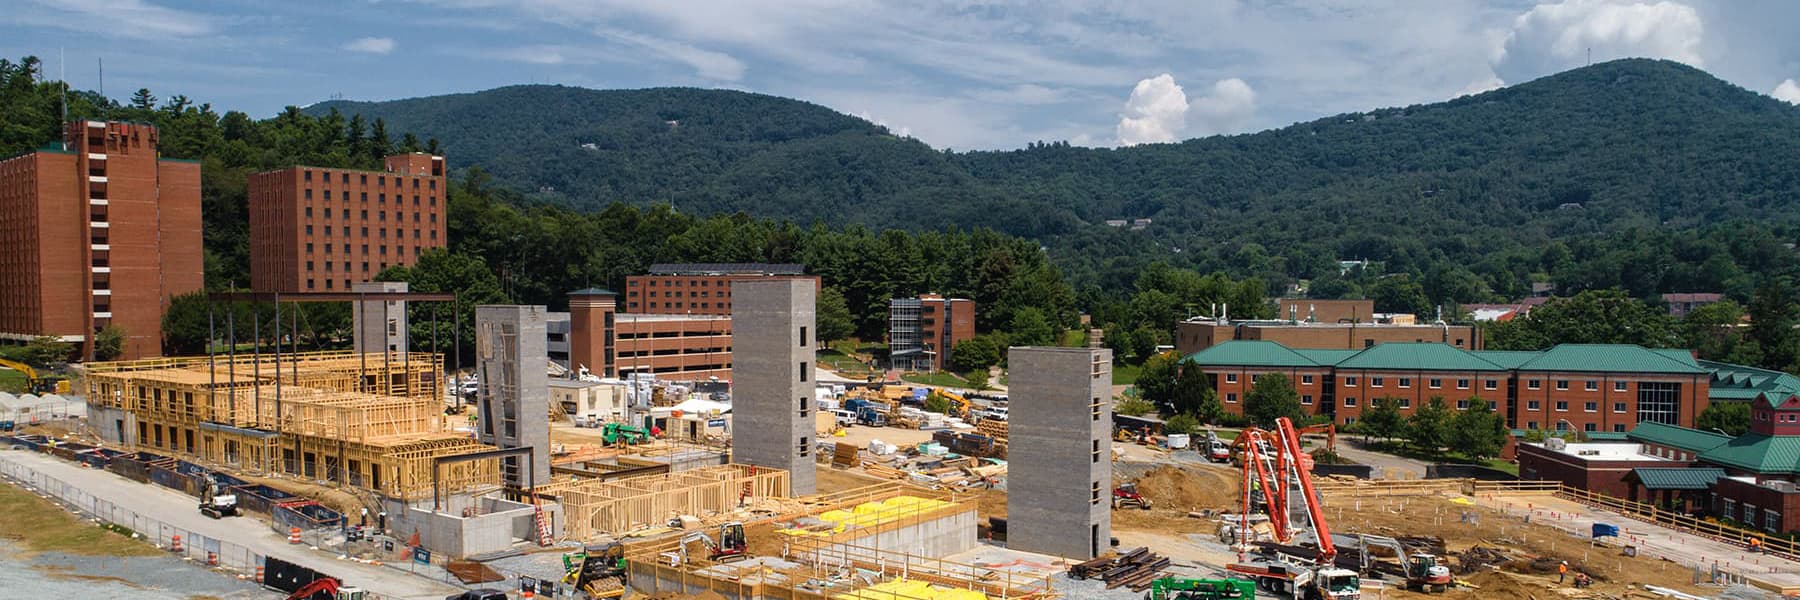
[1113,482,1153,510]
[562,542,627,598]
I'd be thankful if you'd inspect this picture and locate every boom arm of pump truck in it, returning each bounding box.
[1276,417,1336,565]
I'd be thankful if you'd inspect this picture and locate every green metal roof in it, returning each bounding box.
[1181,341,1324,368]
[1584,431,1630,441]
[1627,422,1733,453]
[1697,434,1800,474]
[568,287,618,296]
[1476,351,1541,369]
[1630,467,1726,490]
[1702,360,1800,407]
[1294,349,1359,364]
[1514,344,1705,374]
[1335,343,1508,372]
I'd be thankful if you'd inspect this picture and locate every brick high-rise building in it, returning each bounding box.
[563,289,732,382]
[248,153,446,293]
[0,121,201,360]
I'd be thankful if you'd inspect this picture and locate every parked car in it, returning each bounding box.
[446,590,507,600]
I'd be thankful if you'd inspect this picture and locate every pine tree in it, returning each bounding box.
[130,88,157,110]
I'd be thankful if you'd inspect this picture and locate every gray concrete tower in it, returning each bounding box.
[730,278,817,495]
[352,281,408,354]
[1006,346,1113,559]
[474,305,550,490]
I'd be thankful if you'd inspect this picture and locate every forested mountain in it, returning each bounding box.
[311,59,1800,301]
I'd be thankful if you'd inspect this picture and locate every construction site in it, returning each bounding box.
[1,281,1795,600]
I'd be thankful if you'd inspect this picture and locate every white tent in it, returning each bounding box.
[0,392,83,423]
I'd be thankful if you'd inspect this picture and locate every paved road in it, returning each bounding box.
[1330,438,1430,479]
[0,449,462,600]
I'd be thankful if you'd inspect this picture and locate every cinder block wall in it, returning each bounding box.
[1005,346,1112,559]
[730,279,817,495]
[474,305,550,489]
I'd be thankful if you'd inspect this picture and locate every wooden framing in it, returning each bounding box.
[559,464,790,540]
[625,535,1056,600]
[82,351,497,501]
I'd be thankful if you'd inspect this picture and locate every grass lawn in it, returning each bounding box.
[0,368,26,394]
[1372,442,1519,475]
[0,482,159,556]
[1111,362,1142,385]
[816,348,872,373]
[1058,330,1087,347]
[900,371,972,388]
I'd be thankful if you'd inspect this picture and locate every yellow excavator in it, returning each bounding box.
[0,359,68,394]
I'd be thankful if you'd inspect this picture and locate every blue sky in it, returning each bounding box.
[6,0,1800,150]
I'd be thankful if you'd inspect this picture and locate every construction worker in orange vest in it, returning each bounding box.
[1750,536,1763,553]
[1558,561,1568,583]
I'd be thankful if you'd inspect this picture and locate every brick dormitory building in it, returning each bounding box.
[624,263,820,315]
[0,121,201,360]
[248,153,446,292]
[1513,362,1800,534]
[1182,340,1710,432]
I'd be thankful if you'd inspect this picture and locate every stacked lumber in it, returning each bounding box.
[976,419,1008,440]
[1068,547,1171,591]
[832,443,861,468]
[862,462,906,479]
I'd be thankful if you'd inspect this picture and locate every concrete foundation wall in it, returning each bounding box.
[89,404,135,445]
[825,509,978,560]
[1006,346,1112,560]
[384,495,557,559]
[730,279,817,495]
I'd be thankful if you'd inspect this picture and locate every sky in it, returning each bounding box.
[5,0,1800,151]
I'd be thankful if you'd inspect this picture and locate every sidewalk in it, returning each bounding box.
[1483,492,1800,593]
[0,449,463,600]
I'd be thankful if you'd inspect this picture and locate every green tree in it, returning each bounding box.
[377,249,507,367]
[816,286,855,343]
[1370,274,1433,318]
[1163,414,1202,436]
[1447,399,1508,462]
[965,369,989,390]
[1006,306,1055,347]
[161,291,214,356]
[1360,396,1407,443]
[1748,282,1797,372]
[1116,397,1155,417]
[1171,365,1222,423]
[1407,397,1454,452]
[1487,290,1678,350]
[1136,352,1180,411]
[1244,373,1303,427]
[130,88,157,110]
[20,336,73,366]
[1697,401,1751,436]
[92,325,126,361]
[924,392,952,415]
[950,336,1002,373]
[1681,300,1751,362]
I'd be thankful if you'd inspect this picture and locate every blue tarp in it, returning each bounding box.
[1592,523,1620,538]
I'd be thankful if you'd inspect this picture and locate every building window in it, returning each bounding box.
[1556,380,1569,390]
[1584,401,1598,412]
[1371,377,1384,388]
[1745,503,1758,525]
[1343,397,1357,407]
[1301,375,1314,385]
[1092,482,1102,505]
[1527,421,1539,430]
[1343,376,1357,386]
[306,243,313,253]
[1456,399,1470,410]
[305,207,313,217]
[798,362,808,382]
[306,279,314,289]
[1528,379,1541,390]
[1399,398,1412,408]
[1613,424,1626,432]
[306,225,313,235]
[1484,379,1498,390]
[1226,374,1237,383]
[1584,423,1597,432]
[1428,378,1442,389]
[1398,377,1411,388]
[1614,381,1628,392]
[1613,402,1626,413]
[304,170,312,182]
[1527,400,1540,410]
[1585,380,1599,391]
[1226,393,1238,403]
[1555,401,1569,412]
[1301,395,1313,405]
[1092,439,1101,464]
[1555,420,1569,431]
[1457,379,1470,390]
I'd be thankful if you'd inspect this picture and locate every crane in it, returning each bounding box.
[1226,417,1360,600]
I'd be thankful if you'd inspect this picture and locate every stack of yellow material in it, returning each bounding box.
[784,496,955,537]
[831,578,989,600]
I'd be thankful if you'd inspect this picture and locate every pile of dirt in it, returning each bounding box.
[1442,570,1543,600]
[1133,465,1241,512]
[743,521,788,558]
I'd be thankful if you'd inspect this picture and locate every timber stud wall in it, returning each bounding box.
[559,464,789,540]
[84,351,499,500]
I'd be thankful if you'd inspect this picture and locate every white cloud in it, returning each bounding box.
[1455,74,1507,98]
[1495,0,1705,83]
[1774,79,1800,105]
[1117,74,1188,146]
[599,29,746,81]
[1187,78,1257,137]
[344,37,397,54]
[22,0,214,39]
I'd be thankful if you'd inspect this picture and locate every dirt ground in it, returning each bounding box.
[814,465,888,494]
[1112,465,1243,532]
[1334,494,1709,598]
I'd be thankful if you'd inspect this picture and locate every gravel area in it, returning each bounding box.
[0,542,276,598]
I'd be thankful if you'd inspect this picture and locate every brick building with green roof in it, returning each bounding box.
[1182,340,1712,433]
